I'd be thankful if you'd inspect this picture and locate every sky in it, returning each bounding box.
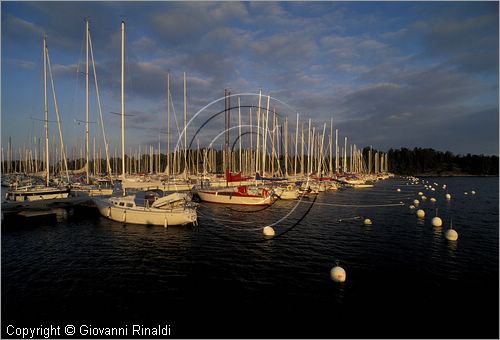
[1,1,499,159]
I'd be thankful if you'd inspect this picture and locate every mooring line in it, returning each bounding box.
[297,201,405,208]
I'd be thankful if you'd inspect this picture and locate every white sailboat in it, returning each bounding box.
[197,184,275,206]
[93,20,197,226]
[93,190,197,226]
[6,34,70,202]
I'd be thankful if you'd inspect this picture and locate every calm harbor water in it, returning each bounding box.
[2,176,498,338]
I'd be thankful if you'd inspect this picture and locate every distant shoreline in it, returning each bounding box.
[401,174,499,177]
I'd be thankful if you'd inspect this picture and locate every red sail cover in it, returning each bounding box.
[226,168,252,182]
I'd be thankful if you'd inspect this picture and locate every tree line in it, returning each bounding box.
[386,147,499,176]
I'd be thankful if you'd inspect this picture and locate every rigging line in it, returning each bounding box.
[109,111,135,117]
[169,87,185,152]
[30,117,57,123]
[71,26,86,127]
[198,190,319,244]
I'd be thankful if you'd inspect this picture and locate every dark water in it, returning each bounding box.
[2,177,498,338]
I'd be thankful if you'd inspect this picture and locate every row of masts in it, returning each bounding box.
[1,137,390,178]
[2,19,390,182]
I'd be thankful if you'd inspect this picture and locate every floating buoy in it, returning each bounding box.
[409,205,415,209]
[464,192,468,195]
[445,229,458,241]
[421,196,427,201]
[445,193,451,200]
[445,220,458,240]
[364,218,372,226]
[263,226,275,237]
[413,199,420,205]
[432,217,442,227]
[418,192,423,196]
[471,190,476,195]
[431,187,435,191]
[442,185,447,189]
[397,188,401,192]
[416,209,425,219]
[430,197,436,203]
[330,264,346,283]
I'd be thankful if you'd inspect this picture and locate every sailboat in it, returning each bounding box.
[6,35,70,202]
[92,20,197,226]
[197,167,275,205]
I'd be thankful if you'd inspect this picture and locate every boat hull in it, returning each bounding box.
[197,190,273,205]
[93,197,197,226]
[6,187,70,202]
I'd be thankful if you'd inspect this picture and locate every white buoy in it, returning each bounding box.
[445,220,458,241]
[418,192,423,196]
[430,197,436,203]
[445,193,451,200]
[432,217,443,227]
[413,199,420,205]
[431,187,435,191]
[364,218,372,226]
[464,192,468,195]
[397,188,401,192]
[471,190,476,195]
[263,226,275,237]
[446,229,458,241]
[416,209,425,219]
[442,185,447,189]
[421,195,427,201]
[330,265,346,283]
[409,205,415,209]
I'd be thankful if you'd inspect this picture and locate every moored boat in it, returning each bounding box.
[93,190,197,226]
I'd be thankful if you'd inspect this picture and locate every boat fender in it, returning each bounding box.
[262,188,269,197]
[107,207,111,218]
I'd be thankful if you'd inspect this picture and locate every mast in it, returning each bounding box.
[238,97,242,173]
[121,20,125,179]
[249,107,253,174]
[255,90,261,174]
[43,35,49,186]
[85,18,90,184]
[318,123,326,177]
[343,136,347,173]
[307,118,311,176]
[167,73,170,176]
[284,115,288,176]
[300,122,304,176]
[183,72,187,178]
[88,31,113,183]
[271,108,275,176]
[46,47,70,182]
[294,113,298,177]
[329,118,333,177]
[262,95,270,176]
[335,129,338,174]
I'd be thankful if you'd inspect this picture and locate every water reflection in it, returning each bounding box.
[446,237,458,255]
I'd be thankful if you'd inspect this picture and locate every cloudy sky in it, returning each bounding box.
[2,1,498,157]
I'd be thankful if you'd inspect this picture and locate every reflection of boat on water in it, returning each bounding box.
[93,190,197,226]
